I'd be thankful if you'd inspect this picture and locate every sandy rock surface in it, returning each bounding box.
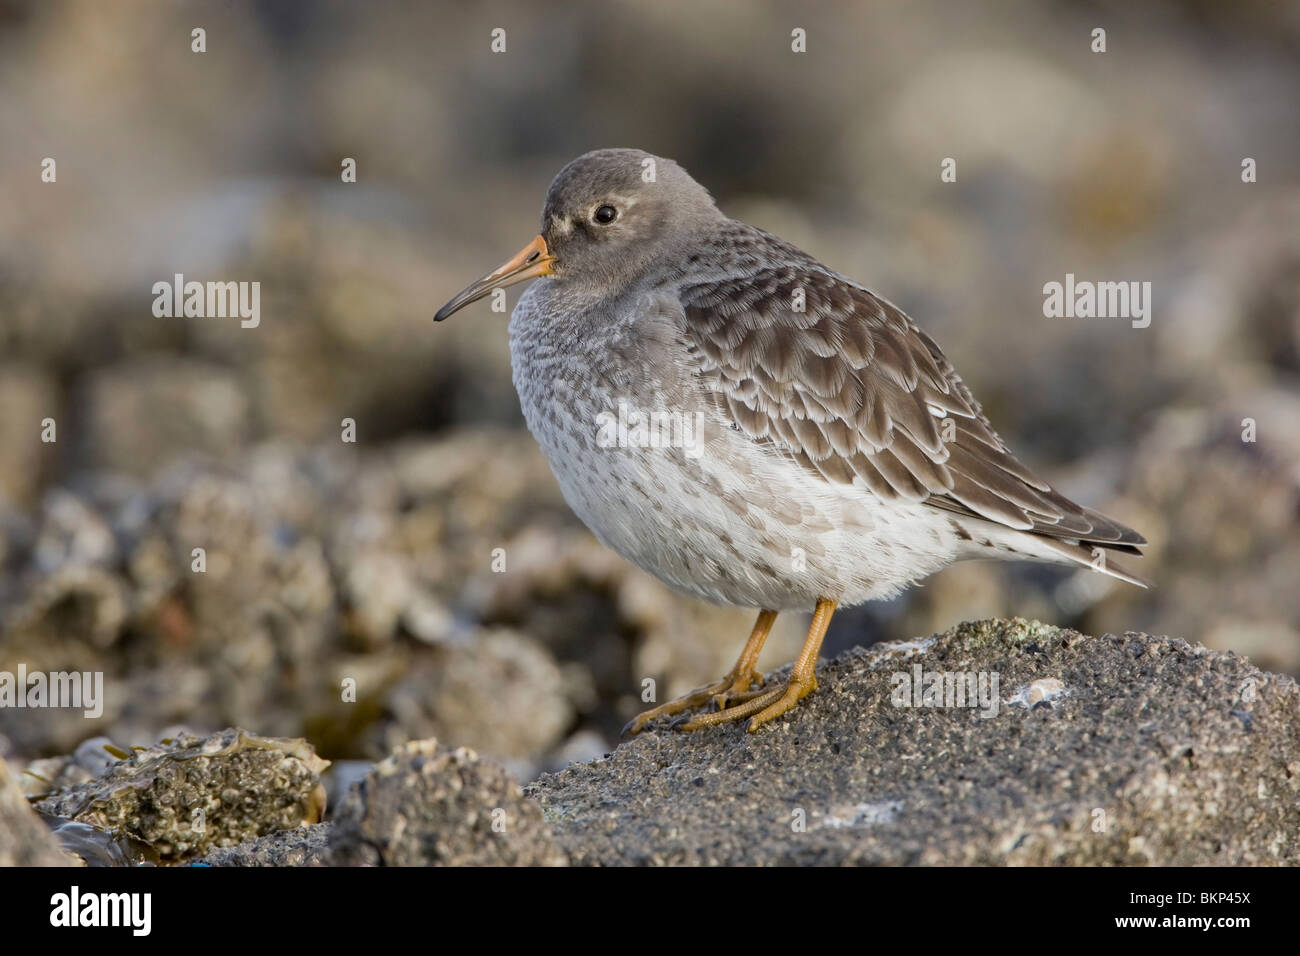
[531,619,1300,865]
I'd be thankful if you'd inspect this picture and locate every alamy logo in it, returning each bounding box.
[50,886,151,936]
[0,666,103,718]
[595,400,706,459]
[1043,273,1151,328]
[152,273,260,328]
[890,664,1000,718]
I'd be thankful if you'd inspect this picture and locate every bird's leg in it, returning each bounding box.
[705,608,781,710]
[621,610,778,735]
[675,597,837,733]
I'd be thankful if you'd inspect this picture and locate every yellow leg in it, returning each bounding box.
[622,610,778,735]
[677,597,837,733]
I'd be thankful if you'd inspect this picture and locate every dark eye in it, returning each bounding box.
[593,204,618,225]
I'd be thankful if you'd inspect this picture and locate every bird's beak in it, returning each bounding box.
[434,234,556,321]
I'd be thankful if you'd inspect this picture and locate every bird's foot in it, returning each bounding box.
[671,675,817,733]
[622,668,764,736]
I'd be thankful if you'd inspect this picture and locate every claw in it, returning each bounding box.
[675,685,783,731]
[622,676,735,735]
[622,609,780,735]
[672,598,836,733]
[623,671,757,735]
[744,677,817,732]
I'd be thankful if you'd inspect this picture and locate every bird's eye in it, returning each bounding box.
[593,204,618,225]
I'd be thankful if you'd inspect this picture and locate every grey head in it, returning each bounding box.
[434,148,723,321]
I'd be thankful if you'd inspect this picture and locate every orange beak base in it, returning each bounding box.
[434,234,555,321]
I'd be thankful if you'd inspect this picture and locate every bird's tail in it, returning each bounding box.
[1026,535,1151,588]
[952,517,1151,588]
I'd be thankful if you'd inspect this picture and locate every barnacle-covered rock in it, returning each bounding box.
[199,823,331,867]
[33,729,329,864]
[329,737,566,866]
[17,735,126,798]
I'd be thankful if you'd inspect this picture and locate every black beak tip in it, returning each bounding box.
[433,304,453,322]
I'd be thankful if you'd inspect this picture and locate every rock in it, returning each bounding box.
[0,565,131,756]
[329,738,567,866]
[16,618,1294,868]
[78,360,251,479]
[470,522,806,741]
[0,755,71,866]
[33,729,329,864]
[0,365,59,509]
[19,736,129,798]
[42,817,155,866]
[529,619,1300,865]
[0,0,1298,806]
[2,419,1291,783]
[367,630,573,777]
[1,429,804,766]
[198,824,331,867]
[1116,398,1300,677]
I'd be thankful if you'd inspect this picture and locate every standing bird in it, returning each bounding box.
[435,148,1146,734]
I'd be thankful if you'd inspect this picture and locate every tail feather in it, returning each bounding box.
[1030,535,1151,589]
[950,516,1151,588]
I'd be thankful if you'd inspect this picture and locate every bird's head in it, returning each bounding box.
[434,148,720,321]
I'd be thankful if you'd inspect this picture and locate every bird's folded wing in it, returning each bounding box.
[678,251,1145,550]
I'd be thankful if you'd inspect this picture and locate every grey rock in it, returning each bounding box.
[19,736,127,799]
[1118,399,1300,677]
[368,629,573,774]
[0,755,71,866]
[329,737,567,866]
[0,0,1297,797]
[0,431,687,766]
[529,619,1300,865]
[78,360,251,479]
[41,817,155,867]
[0,365,58,509]
[199,823,332,867]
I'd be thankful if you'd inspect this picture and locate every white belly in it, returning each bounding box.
[507,284,963,610]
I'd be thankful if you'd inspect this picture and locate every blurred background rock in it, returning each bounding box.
[1,0,1297,776]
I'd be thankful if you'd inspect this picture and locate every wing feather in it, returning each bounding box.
[679,226,1146,552]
